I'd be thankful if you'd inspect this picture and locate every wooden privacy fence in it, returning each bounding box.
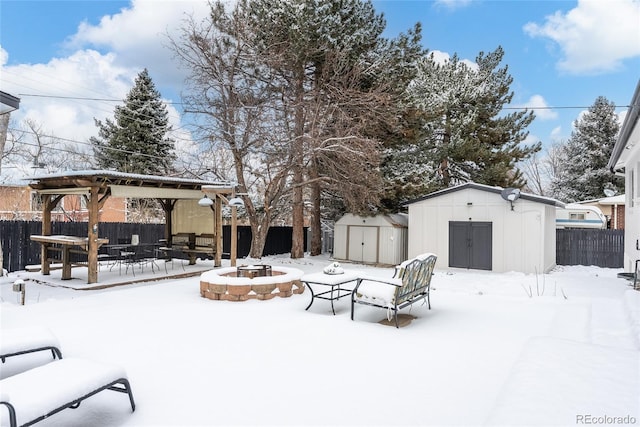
[556,229,624,268]
[0,221,307,273]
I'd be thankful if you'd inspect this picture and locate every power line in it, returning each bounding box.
[7,127,176,162]
[15,92,634,110]
[17,93,185,105]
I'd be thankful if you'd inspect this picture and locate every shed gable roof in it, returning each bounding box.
[403,182,565,208]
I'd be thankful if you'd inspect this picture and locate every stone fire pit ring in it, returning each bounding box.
[200,266,305,301]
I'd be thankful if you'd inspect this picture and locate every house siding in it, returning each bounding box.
[0,185,127,222]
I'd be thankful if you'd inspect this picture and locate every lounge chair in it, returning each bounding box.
[351,253,437,328]
[0,327,62,363]
[0,358,135,427]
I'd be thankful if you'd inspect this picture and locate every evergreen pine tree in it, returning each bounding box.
[91,69,175,174]
[389,46,539,199]
[550,96,623,202]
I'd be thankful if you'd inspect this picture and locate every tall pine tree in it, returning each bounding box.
[386,46,539,202]
[91,69,175,174]
[550,96,623,202]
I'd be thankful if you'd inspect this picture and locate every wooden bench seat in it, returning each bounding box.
[172,233,217,265]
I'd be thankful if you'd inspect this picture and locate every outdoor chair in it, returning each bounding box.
[0,327,62,364]
[0,357,135,427]
[351,253,437,328]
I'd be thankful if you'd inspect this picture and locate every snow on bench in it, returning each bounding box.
[0,327,62,363]
[0,358,135,427]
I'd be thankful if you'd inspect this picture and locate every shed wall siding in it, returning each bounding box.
[408,188,549,273]
[378,226,408,265]
[333,224,348,259]
[333,214,408,265]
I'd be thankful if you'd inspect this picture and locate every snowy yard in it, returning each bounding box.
[1,254,639,426]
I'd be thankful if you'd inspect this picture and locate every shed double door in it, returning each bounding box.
[449,221,492,270]
[347,226,378,263]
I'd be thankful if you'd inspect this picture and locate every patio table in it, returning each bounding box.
[30,235,109,280]
[301,271,359,315]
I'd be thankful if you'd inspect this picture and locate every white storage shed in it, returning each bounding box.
[333,213,408,265]
[405,183,564,274]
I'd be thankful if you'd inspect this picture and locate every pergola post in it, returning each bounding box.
[40,194,53,275]
[215,195,223,267]
[87,186,99,284]
[159,199,176,245]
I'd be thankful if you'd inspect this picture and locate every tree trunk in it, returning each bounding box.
[249,215,270,259]
[291,67,305,259]
[309,159,322,256]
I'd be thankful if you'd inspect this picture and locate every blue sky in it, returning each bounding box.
[1,0,639,161]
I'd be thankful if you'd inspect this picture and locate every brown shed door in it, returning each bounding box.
[449,221,492,270]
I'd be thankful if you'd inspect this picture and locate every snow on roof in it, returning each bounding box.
[598,194,626,205]
[403,182,565,208]
[27,169,229,187]
[386,213,408,227]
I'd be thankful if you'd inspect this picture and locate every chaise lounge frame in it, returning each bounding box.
[0,327,63,363]
[0,358,136,427]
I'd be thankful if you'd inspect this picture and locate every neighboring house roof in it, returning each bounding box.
[0,90,20,114]
[403,182,565,208]
[578,195,626,205]
[608,79,640,173]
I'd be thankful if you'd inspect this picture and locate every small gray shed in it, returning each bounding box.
[332,213,408,265]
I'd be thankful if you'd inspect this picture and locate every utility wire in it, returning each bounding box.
[15,92,633,110]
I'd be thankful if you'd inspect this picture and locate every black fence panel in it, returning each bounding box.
[1,221,307,272]
[556,229,624,268]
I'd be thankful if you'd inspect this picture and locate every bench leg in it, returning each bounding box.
[0,401,17,427]
[109,378,136,412]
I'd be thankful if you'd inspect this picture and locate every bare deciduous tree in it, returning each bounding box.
[169,2,293,257]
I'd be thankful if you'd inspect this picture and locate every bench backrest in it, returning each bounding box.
[395,254,437,304]
[195,234,216,249]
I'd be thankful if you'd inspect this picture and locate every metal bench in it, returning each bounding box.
[351,253,437,328]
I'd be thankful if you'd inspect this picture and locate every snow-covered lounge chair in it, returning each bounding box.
[351,253,437,328]
[0,358,136,427]
[0,327,63,363]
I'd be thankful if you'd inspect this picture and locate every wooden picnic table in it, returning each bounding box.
[30,235,109,280]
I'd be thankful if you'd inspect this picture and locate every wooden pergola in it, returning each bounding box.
[28,170,233,284]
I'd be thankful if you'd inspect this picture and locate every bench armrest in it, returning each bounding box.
[356,274,402,287]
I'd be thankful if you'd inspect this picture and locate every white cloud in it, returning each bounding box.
[515,94,559,121]
[0,46,8,66]
[434,0,473,10]
[429,50,478,71]
[550,126,563,142]
[0,1,206,171]
[523,0,640,74]
[66,0,212,89]
[1,50,135,141]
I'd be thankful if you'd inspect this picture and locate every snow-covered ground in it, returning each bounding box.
[1,254,639,426]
